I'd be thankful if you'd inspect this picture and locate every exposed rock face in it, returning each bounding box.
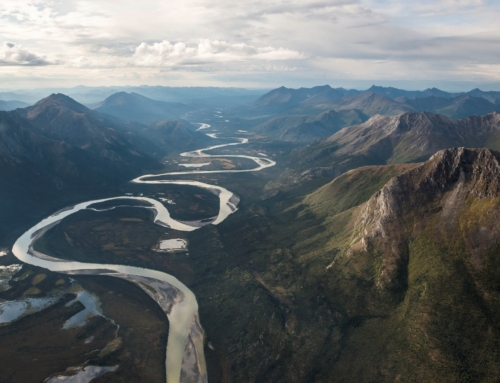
[281,112,500,191]
[349,148,500,290]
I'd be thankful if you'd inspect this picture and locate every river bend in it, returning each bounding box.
[11,128,275,383]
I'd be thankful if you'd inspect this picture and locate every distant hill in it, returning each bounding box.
[236,85,500,121]
[0,100,29,111]
[253,109,368,142]
[404,94,500,119]
[366,85,460,99]
[310,92,415,116]
[0,86,266,107]
[467,88,500,104]
[93,92,191,124]
[249,85,360,115]
[264,112,500,195]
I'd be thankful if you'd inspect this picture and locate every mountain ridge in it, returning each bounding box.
[93,91,191,124]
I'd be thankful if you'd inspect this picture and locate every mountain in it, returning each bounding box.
[0,109,152,240]
[238,85,500,121]
[0,100,29,111]
[253,109,368,142]
[241,86,417,116]
[93,92,191,124]
[404,94,500,119]
[254,85,333,108]
[0,110,135,189]
[247,85,361,115]
[186,147,500,382]
[366,85,459,99]
[0,94,169,242]
[467,88,500,104]
[16,93,158,170]
[264,112,500,195]
[0,86,267,107]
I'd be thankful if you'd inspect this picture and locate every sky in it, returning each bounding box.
[0,0,499,91]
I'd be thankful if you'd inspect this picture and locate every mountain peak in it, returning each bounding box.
[93,91,190,124]
[30,93,89,114]
[351,147,500,290]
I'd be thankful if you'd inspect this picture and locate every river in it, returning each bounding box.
[11,126,275,383]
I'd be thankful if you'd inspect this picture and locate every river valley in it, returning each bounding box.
[9,122,276,383]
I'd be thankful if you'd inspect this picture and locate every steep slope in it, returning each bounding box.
[467,88,500,104]
[17,93,159,171]
[253,109,368,142]
[367,85,459,99]
[238,85,500,121]
[298,148,500,381]
[93,92,191,124]
[184,148,500,383]
[318,92,416,116]
[0,110,142,241]
[286,112,500,183]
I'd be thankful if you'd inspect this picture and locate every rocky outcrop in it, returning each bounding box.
[349,148,500,290]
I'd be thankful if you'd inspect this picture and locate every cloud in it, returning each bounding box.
[0,0,499,88]
[132,39,305,67]
[0,42,51,66]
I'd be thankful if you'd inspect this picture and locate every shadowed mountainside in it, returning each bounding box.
[236,85,500,122]
[16,93,159,171]
[0,94,169,243]
[93,92,191,124]
[252,109,368,142]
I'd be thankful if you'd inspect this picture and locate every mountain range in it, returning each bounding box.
[238,85,500,122]
[0,86,265,107]
[0,93,218,242]
[252,109,368,142]
[189,147,500,383]
[0,100,29,111]
[220,85,498,144]
[264,111,500,194]
[3,84,500,383]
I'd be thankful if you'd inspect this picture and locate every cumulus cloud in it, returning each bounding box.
[70,39,305,70]
[0,42,51,66]
[0,0,499,88]
[132,39,305,67]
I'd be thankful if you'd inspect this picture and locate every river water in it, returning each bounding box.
[11,126,275,383]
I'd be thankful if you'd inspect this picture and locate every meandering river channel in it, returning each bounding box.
[11,126,275,383]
